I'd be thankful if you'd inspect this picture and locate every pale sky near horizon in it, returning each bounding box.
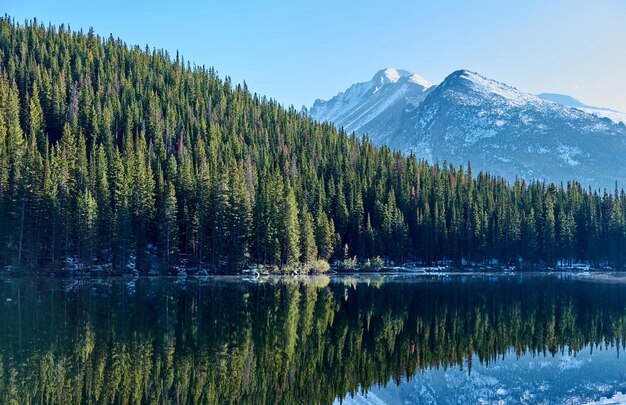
[4,0,626,111]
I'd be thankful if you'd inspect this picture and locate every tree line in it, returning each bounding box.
[0,17,625,273]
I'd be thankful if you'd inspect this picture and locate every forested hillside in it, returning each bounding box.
[0,17,625,273]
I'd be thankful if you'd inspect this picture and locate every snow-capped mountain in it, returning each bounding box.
[308,68,432,145]
[310,69,626,190]
[538,93,626,124]
[396,70,626,189]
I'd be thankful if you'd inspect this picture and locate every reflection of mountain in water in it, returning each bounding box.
[339,344,626,404]
[0,275,626,404]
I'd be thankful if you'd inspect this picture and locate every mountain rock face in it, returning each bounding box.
[310,69,626,190]
[308,68,432,145]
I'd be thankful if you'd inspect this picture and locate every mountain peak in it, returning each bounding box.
[442,69,494,87]
[373,68,410,84]
[438,69,542,107]
[371,68,431,89]
[308,68,434,140]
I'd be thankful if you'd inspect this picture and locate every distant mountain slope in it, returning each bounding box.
[311,69,626,190]
[537,93,590,108]
[308,68,432,145]
[539,93,626,124]
[396,70,626,189]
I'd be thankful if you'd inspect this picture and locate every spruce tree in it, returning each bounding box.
[543,195,557,266]
[280,182,300,267]
[315,211,334,261]
[77,189,97,267]
[226,163,251,270]
[160,181,179,268]
[300,206,317,264]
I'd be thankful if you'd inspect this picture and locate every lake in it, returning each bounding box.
[0,273,625,404]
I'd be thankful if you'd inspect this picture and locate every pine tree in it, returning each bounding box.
[391,208,409,264]
[77,189,97,267]
[381,190,395,256]
[558,207,576,266]
[543,195,556,266]
[160,181,179,268]
[94,144,112,260]
[586,200,602,265]
[29,80,45,150]
[315,211,334,261]
[52,124,75,262]
[130,133,155,272]
[5,81,25,263]
[253,174,280,266]
[608,200,624,267]
[19,132,44,265]
[196,159,210,267]
[300,206,317,264]
[521,208,537,264]
[226,163,251,270]
[349,191,365,259]
[112,150,131,270]
[41,145,56,264]
[364,213,376,259]
[280,182,300,267]
[333,182,349,239]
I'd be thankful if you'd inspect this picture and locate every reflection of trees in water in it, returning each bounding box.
[0,276,625,404]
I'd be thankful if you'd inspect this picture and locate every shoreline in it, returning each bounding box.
[1,266,624,279]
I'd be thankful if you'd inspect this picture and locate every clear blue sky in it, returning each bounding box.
[4,0,626,111]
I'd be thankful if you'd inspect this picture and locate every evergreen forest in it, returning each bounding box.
[1,17,626,273]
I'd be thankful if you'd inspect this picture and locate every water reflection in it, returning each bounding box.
[0,274,625,404]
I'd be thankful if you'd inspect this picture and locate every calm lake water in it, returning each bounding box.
[1,273,626,404]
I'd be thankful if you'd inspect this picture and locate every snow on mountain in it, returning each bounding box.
[311,68,626,190]
[395,70,626,189]
[539,93,626,124]
[580,108,626,125]
[308,68,432,145]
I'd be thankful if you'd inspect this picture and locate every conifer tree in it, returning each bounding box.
[543,195,557,266]
[315,211,334,261]
[94,144,112,259]
[300,206,317,264]
[364,214,376,259]
[280,181,300,267]
[608,200,624,267]
[226,163,251,270]
[160,181,179,268]
[112,150,131,270]
[521,208,537,264]
[77,189,97,266]
[29,81,45,150]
